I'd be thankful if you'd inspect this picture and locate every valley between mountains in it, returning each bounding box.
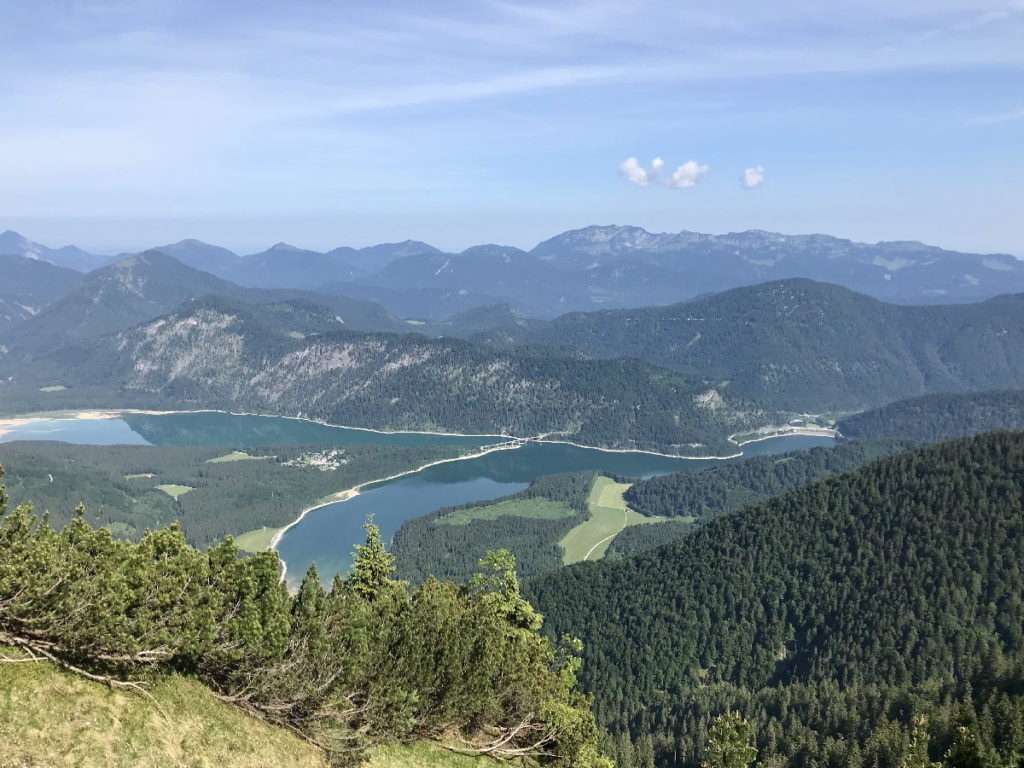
[3,226,1024,768]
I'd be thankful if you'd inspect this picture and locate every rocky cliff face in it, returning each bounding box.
[85,300,753,454]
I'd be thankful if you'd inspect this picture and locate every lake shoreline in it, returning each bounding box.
[728,425,839,446]
[0,408,839,587]
[0,407,509,441]
[270,441,524,584]
[0,407,837,459]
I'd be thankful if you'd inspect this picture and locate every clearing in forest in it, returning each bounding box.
[156,484,193,500]
[438,497,576,526]
[559,476,667,564]
[206,450,269,463]
[235,526,281,553]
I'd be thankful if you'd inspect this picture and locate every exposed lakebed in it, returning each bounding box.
[0,411,836,586]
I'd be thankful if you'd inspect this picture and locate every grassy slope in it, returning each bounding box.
[0,649,507,768]
[234,525,281,553]
[365,744,518,767]
[0,648,326,768]
[560,476,667,564]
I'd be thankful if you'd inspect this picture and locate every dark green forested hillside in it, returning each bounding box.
[0,441,466,546]
[481,280,1024,411]
[28,296,763,455]
[392,441,910,582]
[392,472,596,584]
[528,431,1024,768]
[607,438,909,557]
[838,390,1024,443]
[622,438,909,518]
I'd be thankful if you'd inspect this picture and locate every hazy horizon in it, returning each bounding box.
[3,1,1022,257]
[4,219,1022,261]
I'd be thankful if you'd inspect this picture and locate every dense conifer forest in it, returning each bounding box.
[622,438,908,518]
[392,472,596,583]
[481,281,1024,411]
[0,441,467,546]
[392,441,911,581]
[609,439,910,556]
[838,390,1024,443]
[527,431,1024,768]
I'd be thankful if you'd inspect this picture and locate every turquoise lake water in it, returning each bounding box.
[1,411,835,586]
[274,434,836,586]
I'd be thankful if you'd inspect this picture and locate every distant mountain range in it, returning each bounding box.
[4,227,1024,448]
[477,279,1024,411]
[5,254,1024,448]
[0,250,405,358]
[0,230,108,272]
[3,225,1022,319]
[0,255,82,335]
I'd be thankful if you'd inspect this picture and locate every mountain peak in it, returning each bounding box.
[0,230,105,271]
[0,229,32,247]
[460,244,526,258]
[565,224,654,241]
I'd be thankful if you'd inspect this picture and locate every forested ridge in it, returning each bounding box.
[0,249,403,357]
[0,471,609,766]
[527,431,1024,768]
[392,441,911,582]
[38,296,762,455]
[838,390,1024,443]
[607,438,909,558]
[480,280,1024,411]
[0,441,467,547]
[622,438,909,518]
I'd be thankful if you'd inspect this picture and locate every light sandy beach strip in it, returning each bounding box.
[728,425,839,447]
[1,408,837,460]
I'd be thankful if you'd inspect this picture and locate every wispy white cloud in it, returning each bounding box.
[668,160,710,189]
[742,165,765,188]
[618,156,664,186]
[968,106,1024,125]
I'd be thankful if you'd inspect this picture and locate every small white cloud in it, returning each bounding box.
[618,156,663,186]
[618,157,648,186]
[668,160,709,189]
[742,165,765,189]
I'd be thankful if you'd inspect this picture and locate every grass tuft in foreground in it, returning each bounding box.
[0,645,326,768]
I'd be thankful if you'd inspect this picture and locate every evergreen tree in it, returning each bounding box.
[348,519,399,602]
[945,726,998,768]
[703,713,757,768]
[904,716,941,768]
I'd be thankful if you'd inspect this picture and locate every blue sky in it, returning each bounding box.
[1,0,1022,255]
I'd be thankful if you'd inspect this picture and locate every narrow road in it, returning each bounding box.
[582,506,629,561]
